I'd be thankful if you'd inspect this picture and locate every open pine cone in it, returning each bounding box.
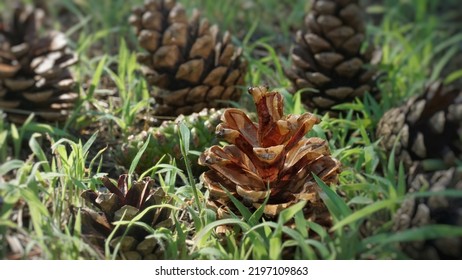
[376,81,462,169]
[0,5,78,123]
[199,86,341,226]
[130,0,247,117]
[393,165,462,259]
[79,175,172,260]
[285,0,379,115]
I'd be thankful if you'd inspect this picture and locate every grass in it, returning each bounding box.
[0,0,461,260]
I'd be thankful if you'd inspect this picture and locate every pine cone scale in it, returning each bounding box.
[0,62,20,78]
[201,171,238,198]
[199,146,266,189]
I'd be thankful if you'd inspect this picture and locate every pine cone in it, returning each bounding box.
[199,86,341,226]
[116,108,224,176]
[393,165,462,259]
[130,0,247,117]
[285,0,379,114]
[0,5,78,123]
[79,175,173,260]
[376,81,462,169]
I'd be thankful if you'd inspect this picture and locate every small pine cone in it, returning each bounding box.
[199,86,341,226]
[0,5,78,123]
[130,0,247,117]
[79,175,173,259]
[116,108,224,176]
[376,81,462,169]
[393,165,462,259]
[285,0,379,114]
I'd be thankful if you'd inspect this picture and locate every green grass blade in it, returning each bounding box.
[29,134,51,173]
[315,174,352,222]
[128,134,151,175]
[0,160,24,176]
[331,199,400,232]
[277,200,306,225]
[362,225,462,249]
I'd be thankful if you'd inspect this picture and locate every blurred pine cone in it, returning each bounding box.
[285,0,379,115]
[79,175,173,260]
[130,0,247,117]
[393,165,462,259]
[116,107,224,176]
[376,81,462,169]
[199,86,341,226]
[0,5,78,123]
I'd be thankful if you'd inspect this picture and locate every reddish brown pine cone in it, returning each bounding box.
[199,86,341,227]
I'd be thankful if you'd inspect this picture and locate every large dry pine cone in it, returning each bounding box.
[0,5,78,123]
[130,0,247,117]
[376,81,462,169]
[79,175,173,260]
[199,86,341,226]
[285,0,379,114]
[393,166,462,259]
